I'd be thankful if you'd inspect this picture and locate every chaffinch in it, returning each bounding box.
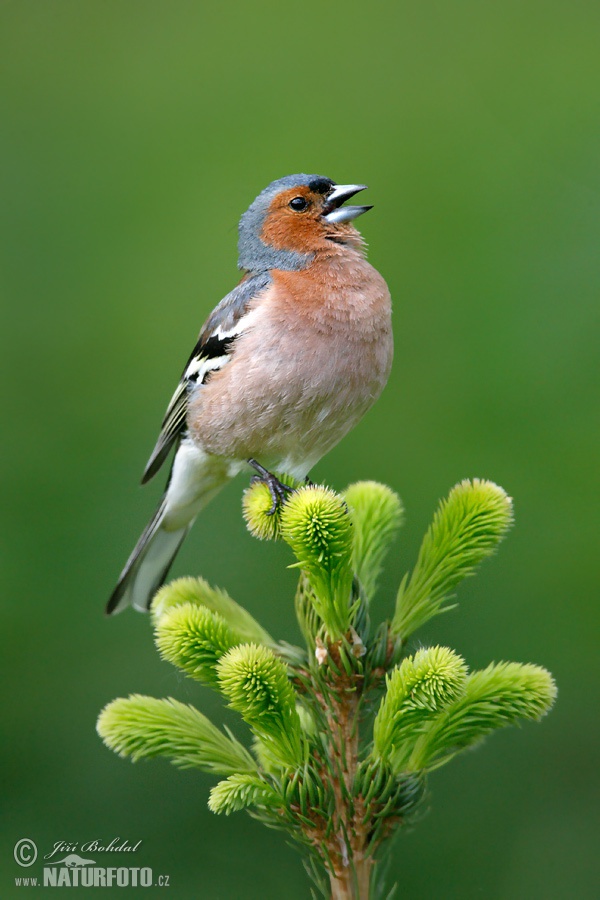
[107,174,393,614]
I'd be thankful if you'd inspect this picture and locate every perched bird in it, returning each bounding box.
[107,174,393,614]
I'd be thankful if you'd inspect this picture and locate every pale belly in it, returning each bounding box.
[188,324,393,479]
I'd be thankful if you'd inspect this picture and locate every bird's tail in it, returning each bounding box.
[105,498,189,614]
[107,441,237,615]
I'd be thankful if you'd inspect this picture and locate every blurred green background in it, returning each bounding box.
[2,1,599,897]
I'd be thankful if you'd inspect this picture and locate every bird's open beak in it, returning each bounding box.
[322,184,372,223]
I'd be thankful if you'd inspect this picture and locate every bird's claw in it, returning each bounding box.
[265,475,293,515]
[248,460,294,515]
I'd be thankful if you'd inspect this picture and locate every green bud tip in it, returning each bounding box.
[374,646,468,762]
[280,485,353,569]
[217,644,296,721]
[242,473,300,541]
[155,603,240,684]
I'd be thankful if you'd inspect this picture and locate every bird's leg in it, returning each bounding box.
[247,459,294,516]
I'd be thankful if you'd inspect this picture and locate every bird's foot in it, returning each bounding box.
[248,459,294,515]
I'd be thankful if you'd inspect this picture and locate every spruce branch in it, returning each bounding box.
[97,695,256,775]
[280,485,354,640]
[344,482,404,601]
[208,773,281,815]
[155,602,242,686]
[373,647,468,772]
[152,575,273,646]
[217,643,306,768]
[392,479,513,640]
[99,475,556,900]
[408,661,557,771]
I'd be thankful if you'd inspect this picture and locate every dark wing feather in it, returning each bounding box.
[141,335,205,483]
[141,272,271,484]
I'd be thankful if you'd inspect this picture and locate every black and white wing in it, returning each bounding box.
[141,272,271,484]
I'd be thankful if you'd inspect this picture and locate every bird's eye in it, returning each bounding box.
[289,196,309,211]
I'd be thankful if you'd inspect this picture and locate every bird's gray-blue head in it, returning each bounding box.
[237,174,372,273]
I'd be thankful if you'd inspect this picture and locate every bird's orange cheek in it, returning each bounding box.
[260,210,325,254]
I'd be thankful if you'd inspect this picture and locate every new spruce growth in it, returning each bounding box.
[98,478,556,900]
[392,479,513,640]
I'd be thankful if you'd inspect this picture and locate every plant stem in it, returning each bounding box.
[330,867,356,900]
[322,666,374,900]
